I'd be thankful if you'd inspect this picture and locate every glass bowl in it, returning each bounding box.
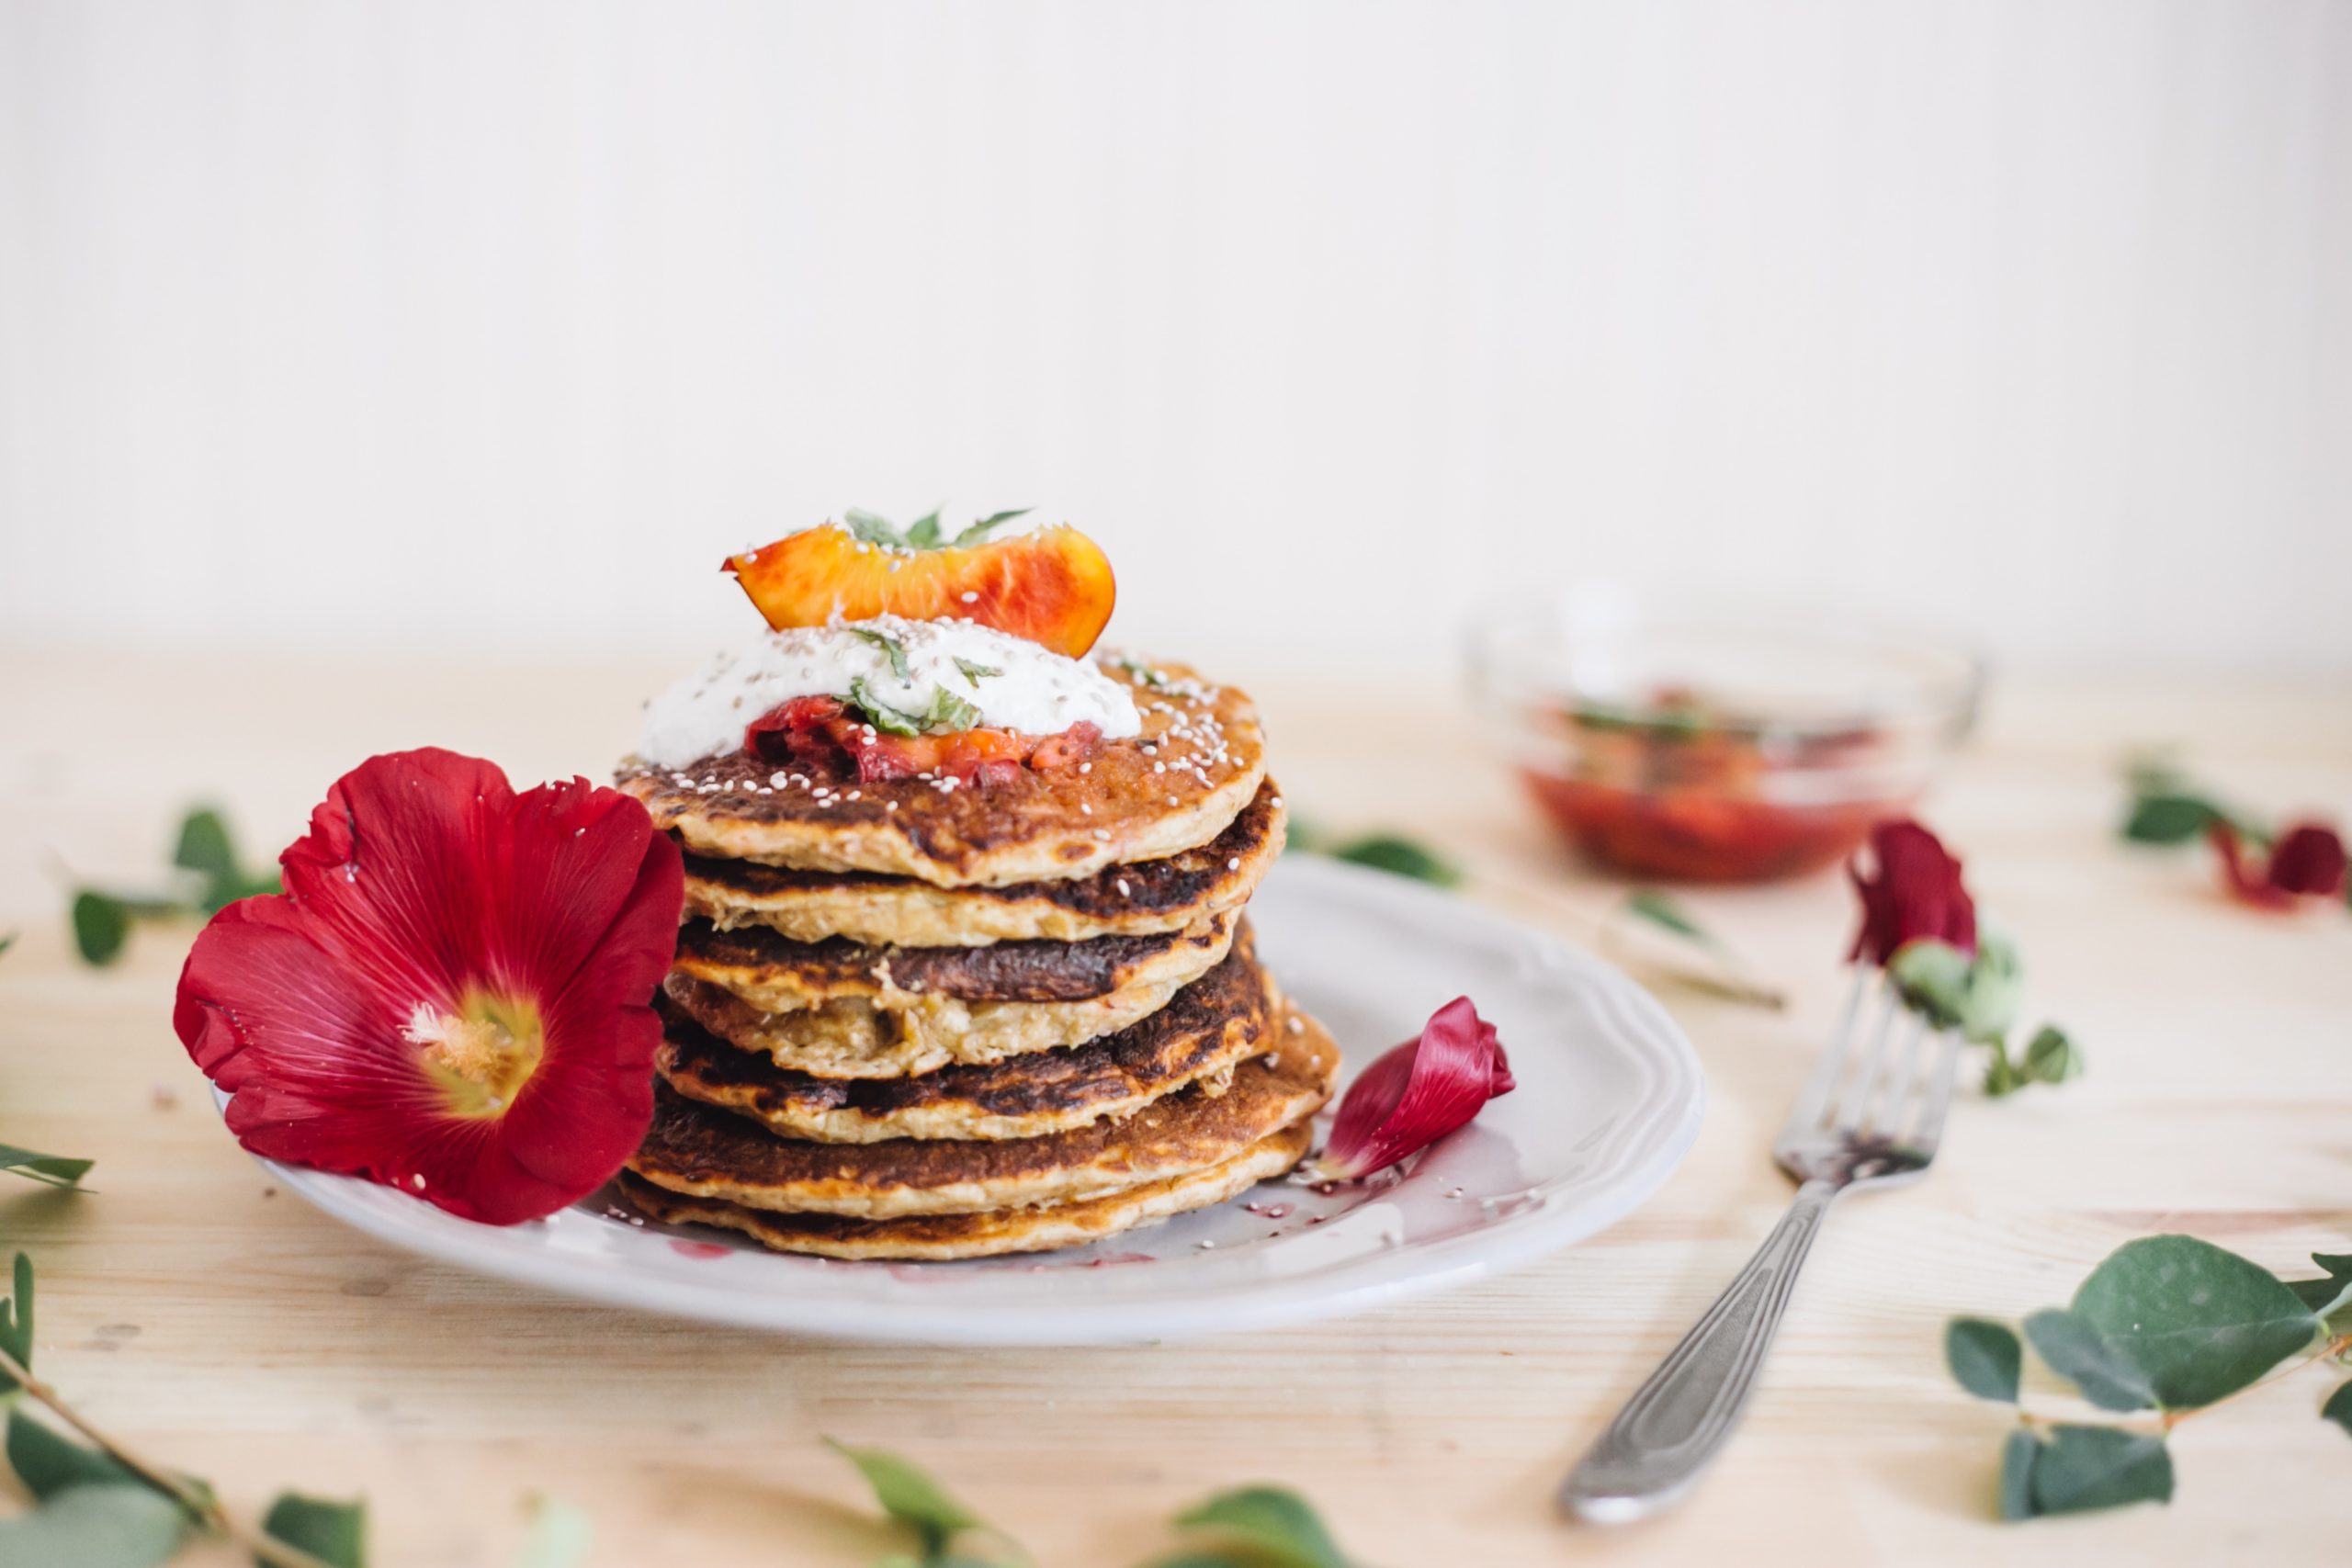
[1467,584,1985,882]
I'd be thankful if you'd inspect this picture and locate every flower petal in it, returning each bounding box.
[2262,821,2348,899]
[1848,819,1977,966]
[1316,997,1515,1180]
[174,750,683,1224]
[2207,822,2296,909]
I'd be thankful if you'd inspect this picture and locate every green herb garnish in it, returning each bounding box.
[836,507,1030,553]
[849,626,912,681]
[927,688,982,733]
[954,657,1001,684]
[847,678,926,738]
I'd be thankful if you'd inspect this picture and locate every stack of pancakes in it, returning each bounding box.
[613,659,1337,1260]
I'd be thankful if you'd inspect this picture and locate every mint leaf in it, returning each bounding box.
[1946,1319,2022,1403]
[260,1493,367,1568]
[0,1483,190,1567]
[2026,1425,2173,1517]
[850,627,913,682]
[1329,835,1461,888]
[954,509,1031,547]
[848,678,925,739]
[927,688,981,734]
[2324,1382,2352,1439]
[1,1253,32,1392]
[510,1496,593,1568]
[1169,1486,1354,1568]
[842,510,907,548]
[2121,794,2222,845]
[71,892,130,967]
[953,658,1001,684]
[2023,1310,2156,1411]
[1996,1428,2039,1520]
[823,1438,987,1560]
[1623,890,1715,947]
[2069,1235,2320,1410]
[0,1143,92,1190]
[1112,655,1169,690]
[2021,1025,2084,1085]
[904,511,944,549]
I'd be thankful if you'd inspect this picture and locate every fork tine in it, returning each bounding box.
[1860,1009,1929,1137]
[1781,968,1869,1136]
[1825,976,1904,1133]
[1905,1028,1967,1152]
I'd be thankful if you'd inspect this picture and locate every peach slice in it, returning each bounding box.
[724,522,1116,658]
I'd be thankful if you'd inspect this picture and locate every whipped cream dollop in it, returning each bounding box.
[635,615,1143,768]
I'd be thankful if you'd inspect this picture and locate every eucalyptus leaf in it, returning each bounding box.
[510,1495,594,1568]
[70,894,130,967]
[259,1492,367,1568]
[2070,1235,2320,1410]
[6,1409,141,1500]
[0,932,14,960]
[1889,933,2021,1045]
[0,1143,93,1190]
[0,1483,189,1568]
[1329,835,1461,889]
[172,808,238,885]
[1,1253,32,1392]
[2026,1425,2173,1517]
[2288,1255,2352,1322]
[2322,1382,2352,1439]
[2022,1310,2155,1412]
[1945,1319,2022,1403]
[1623,890,1716,948]
[2120,794,2222,845]
[1169,1486,1354,1568]
[2021,1026,2084,1086]
[849,627,913,682]
[824,1438,983,1559]
[1996,1428,2039,1520]
[954,508,1031,547]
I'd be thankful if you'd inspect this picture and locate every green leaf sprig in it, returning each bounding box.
[1946,1235,2352,1521]
[1611,890,1788,1010]
[1887,928,2081,1098]
[851,627,914,681]
[1284,819,1462,888]
[841,508,1032,552]
[66,806,281,966]
[0,942,95,1190]
[825,1438,1027,1566]
[2118,754,2267,847]
[1152,1485,1364,1568]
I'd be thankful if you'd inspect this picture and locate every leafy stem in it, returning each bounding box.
[0,1343,338,1568]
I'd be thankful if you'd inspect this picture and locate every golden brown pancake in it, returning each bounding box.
[672,912,1234,1011]
[681,778,1286,946]
[616,1122,1310,1261]
[627,1002,1339,1220]
[657,942,1271,1143]
[616,658,1266,886]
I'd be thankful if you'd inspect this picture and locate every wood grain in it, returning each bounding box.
[1,650,2346,1566]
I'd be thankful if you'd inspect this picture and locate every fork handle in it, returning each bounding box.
[1557,1179,1843,1523]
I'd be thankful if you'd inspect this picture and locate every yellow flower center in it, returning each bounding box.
[403,991,545,1119]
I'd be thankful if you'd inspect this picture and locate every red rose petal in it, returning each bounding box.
[1315,997,1516,1181]
[2262,821,2348,899]
[1848,818,1977,966]
[173,749,684,1224]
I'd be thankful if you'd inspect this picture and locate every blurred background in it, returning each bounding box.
[3,0,2348,685]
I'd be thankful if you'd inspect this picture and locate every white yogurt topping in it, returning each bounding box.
[636,615,1142,768]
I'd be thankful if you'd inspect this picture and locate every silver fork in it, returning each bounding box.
[1556,970,1964,1524]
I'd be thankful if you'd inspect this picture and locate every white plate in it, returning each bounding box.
[235,857,1704,1346]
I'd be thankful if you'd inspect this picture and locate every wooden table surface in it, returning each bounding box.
[2,649,2347,1567]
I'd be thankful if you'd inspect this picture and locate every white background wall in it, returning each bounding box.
[3,0,2348,681]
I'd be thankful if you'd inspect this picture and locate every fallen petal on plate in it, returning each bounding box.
[1312,997,1515,1180]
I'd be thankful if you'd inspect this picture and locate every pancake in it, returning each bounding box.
[616,1122,1310,1261]
[672,911,1235,1011]
[616,658,1266,886]
[663,915,1241,1079]
[627,1002,1339,1220]
[682,777,1286,946]
[656,942,1272,1143]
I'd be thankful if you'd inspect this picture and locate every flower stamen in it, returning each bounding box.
[404,993,545,1118]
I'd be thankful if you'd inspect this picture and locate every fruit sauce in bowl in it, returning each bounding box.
[1469,586,1984,883]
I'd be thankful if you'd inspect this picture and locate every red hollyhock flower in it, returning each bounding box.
[1313,997,1515,1180]
[174,749,684,1224]
[2209,819,2347,909]
[1848,818,1977,966]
